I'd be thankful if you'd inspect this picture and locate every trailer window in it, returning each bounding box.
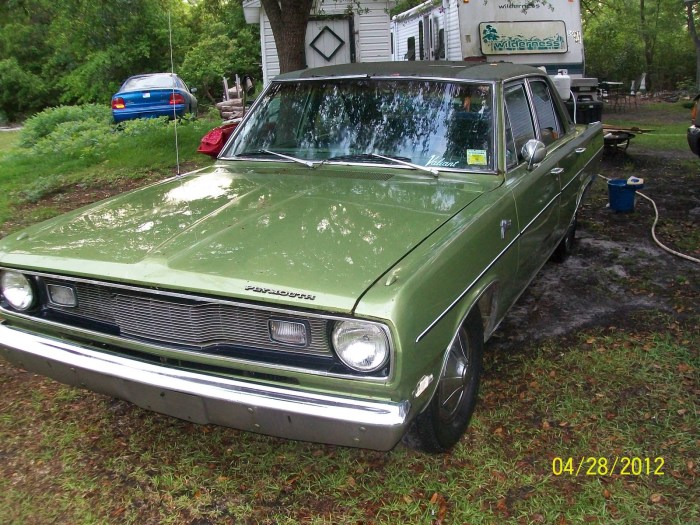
[406,37,416,61]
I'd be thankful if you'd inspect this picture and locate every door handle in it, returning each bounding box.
[550,167,564,175]
[575,147,587,154]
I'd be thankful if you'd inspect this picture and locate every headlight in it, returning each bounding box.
[1,271,35,311]
[332,320,389,372]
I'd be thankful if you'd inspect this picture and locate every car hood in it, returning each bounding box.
[0,164,494,312]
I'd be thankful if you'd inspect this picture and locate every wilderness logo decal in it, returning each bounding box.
[480,21,568,55]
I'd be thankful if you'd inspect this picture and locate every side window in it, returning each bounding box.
[406,37,416,61]
[418,21,424,60]
[437,28,445,59]
[504,83,536,165]
[529,80,563,146]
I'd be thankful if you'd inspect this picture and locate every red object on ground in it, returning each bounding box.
[197,122,238,158]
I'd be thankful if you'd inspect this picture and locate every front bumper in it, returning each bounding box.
[0,323,410,451]
[112,104,187,123]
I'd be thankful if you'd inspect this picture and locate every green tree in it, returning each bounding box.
[0,0,261,119]
[686,0,700,89]
[180,0,260,101]
[582,0,693,90]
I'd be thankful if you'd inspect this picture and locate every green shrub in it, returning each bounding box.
[31,117,117,160]
[20,104,111,148]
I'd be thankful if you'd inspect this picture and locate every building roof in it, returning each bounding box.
[274,61,545,83]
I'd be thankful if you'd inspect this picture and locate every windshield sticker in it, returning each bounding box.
[467,150,488,165]
[426,155,459,168]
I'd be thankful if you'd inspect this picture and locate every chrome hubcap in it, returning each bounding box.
[438,333,471,422]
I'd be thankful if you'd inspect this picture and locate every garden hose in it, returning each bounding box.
[597,174,700,264]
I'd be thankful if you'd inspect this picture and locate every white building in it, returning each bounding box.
[243,0,396,85]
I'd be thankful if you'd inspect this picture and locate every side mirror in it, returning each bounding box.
[190,87,198,94]
[522,139,547,170]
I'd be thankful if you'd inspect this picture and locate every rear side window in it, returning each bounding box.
[504,83,536,165]
[529,79,563,146]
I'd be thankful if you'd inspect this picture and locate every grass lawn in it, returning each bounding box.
[602,99,691,153]
[0,113,216,231]
[0,103,698,524]
[0,130,20,159]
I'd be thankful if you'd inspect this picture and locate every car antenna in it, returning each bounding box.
[168,9,181,176]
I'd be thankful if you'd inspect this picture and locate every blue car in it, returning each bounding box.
[111,73,198,123]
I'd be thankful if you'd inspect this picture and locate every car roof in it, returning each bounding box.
[274,61,543,83]
[125,73,179,80]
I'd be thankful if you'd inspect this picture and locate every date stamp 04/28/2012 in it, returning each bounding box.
[552,457,665,477]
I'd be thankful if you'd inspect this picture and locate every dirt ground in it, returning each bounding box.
[491,123,699,354]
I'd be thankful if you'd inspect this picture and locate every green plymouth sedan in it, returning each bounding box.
[0,62,602,452]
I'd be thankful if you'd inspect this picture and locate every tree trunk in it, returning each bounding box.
[688,2,700,90]
[261,0,314,74]
[639,0,659,91]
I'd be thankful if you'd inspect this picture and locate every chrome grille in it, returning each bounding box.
[43,278,331,355]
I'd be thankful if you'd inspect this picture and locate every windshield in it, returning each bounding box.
[122,74,181,91]
[222,79,494,171]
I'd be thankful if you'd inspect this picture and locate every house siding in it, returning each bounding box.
[247,0,394,85]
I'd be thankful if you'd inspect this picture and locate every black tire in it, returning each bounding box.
[405,310,483,453]
[551,216,577,263]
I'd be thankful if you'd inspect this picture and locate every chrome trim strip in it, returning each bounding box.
[275,76,497,85]
[0,324,409,451]
[275,74,371,82]
[520,192,560,234]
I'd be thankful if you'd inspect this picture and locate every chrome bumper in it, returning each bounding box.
[0,323,410,451]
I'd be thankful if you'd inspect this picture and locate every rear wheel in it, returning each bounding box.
[405,311,483,452]
[551,216,577,263]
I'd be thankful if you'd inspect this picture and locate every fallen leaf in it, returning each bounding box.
[650,493,663,503]
[603,489,612,499]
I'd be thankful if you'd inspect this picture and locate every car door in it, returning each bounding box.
[527,78,602,242]
[502,80,562,292]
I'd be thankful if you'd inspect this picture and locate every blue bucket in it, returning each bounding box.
[608,178,643,212]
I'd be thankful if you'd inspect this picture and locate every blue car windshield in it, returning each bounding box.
[122,74,181,91]
[222,79,494,171]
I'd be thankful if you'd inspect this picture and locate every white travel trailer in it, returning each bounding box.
[392,0,588,74]
[391,0,600,120]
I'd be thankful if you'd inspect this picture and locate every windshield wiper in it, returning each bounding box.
[319,152,438,177]
[370,153,439,177]
[234,149,314,168]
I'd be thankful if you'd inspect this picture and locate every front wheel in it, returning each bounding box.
[405,311,483,452]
